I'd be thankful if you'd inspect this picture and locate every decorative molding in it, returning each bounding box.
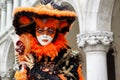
[77,31,113,48]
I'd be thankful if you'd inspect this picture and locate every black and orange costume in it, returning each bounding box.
[13,0,84,80]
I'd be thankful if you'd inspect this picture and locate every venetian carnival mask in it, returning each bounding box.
[36,27,56,46]
[35,18,59,46]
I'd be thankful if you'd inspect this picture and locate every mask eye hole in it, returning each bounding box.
[36,27,44,33]
[47,28,55,34]
[36,26,56,35]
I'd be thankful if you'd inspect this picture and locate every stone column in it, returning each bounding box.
[0,3,6,32]
[77,31,113,80]
[6,0,12,27]
[13,0,19,9]
[0,69,14,80]
[21,0,27,6]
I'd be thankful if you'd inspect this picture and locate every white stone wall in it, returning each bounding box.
[0,42,6,71]
[111,0,120,80]
[0,39,15,80]
[0,0,33,79]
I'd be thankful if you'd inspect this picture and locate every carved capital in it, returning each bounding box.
[77,31,113,48]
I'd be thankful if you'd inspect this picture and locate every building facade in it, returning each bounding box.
[0,0,120,80]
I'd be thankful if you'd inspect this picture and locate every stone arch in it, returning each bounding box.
[60,0,83,32]
[85,0,101,31]
[1,37,15,79]
[97,0,115,31]
[6,39,15,79]
[58,1,79,49]
[76,0,115,79]
[83,0,114,32]
[96,0,116,80]
[111,0,120,80]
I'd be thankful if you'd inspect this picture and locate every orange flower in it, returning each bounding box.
[14,69,27,80]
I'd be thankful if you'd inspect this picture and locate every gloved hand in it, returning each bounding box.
[20,54,35,69]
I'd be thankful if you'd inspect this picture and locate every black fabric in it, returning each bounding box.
[29,49,80,80]
[13,11,75,36]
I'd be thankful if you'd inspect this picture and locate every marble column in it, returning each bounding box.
[0,69,14,80]
[0,3,6,32]
[13,0,19,9]
[6,0,12,27]
[21,0,27,6]
[77,31,113,80]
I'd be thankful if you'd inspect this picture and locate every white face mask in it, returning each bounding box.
[37,34,54,46]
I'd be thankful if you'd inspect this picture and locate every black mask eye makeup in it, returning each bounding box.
[36,27,56,35]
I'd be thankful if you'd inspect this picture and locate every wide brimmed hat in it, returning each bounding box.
[13,4,77,35]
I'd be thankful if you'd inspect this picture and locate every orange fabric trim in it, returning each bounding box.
[14,69,27,80]
[18,33,68,61]
[54,34,68,52]
[45,18,59,28]
[58,74,67,80]
[31,33,68,61]
[20,34,32,55]
[77,64,84,80]
[13,4,77,17]
[18,33,37,62]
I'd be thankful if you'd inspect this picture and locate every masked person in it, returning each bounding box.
[13,1,84,80]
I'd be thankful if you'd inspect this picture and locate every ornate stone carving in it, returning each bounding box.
[77,31,113,48]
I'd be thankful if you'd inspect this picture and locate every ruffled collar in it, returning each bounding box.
[31,34,68,61]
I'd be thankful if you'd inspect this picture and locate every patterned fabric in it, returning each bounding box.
[29,49,82,80]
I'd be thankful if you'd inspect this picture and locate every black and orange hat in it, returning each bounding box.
[13,1,77,35]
